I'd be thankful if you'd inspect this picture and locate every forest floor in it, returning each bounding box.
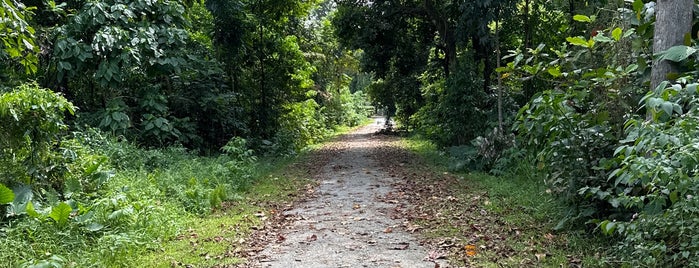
[231,117,606,267]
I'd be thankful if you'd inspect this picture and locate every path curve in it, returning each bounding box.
[251,117,443,268]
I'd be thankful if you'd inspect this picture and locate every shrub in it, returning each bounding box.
[583,81,699,265]
[0,83,75,187]
[413,60,488,147]
[274,99,329,154]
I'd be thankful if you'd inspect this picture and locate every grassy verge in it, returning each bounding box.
[135,119,373,267]
[401,138,612,267]
[0,119,372,267]
[136,161,313,267]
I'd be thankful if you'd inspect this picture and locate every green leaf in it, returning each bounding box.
[7,185,33,216]
[656,45,698,62]
[573,15,592,23]
[547,67,562,78]
[593,34,613,43]
[26,201,40,218]
[660,102,674,116]
[685,33,692,46]
[632,0,643,13]
[600,220,617,235]
[495,67,508,73]
[0,183,14,204]
[86,222,104,232]
[566,37,591,48]
[49,202,72,227]
[669,191,679,204]
[22,38,34,51]
[624,64,639,73]
[612,28,622,41]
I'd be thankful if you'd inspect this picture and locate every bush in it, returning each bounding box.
[516,90,618,202]
[413,60,488,147]
[583,81,699,266]
[0,130,259,266]
[274,99,329,154]
[0,83,75,187]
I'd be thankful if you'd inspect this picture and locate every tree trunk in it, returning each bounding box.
[651,0,693,91]
[523,0,533,49]
[423,0,455,76]
[496,19,503,134]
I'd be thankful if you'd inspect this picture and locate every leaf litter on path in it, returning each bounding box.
[237,118,444,267]
[231,117,589,267]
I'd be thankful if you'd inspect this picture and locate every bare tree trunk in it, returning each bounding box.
[651,0,693,91]
[423,0,455,76]
[496,20,503,134]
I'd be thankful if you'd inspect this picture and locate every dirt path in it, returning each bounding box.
[248,117,444,267]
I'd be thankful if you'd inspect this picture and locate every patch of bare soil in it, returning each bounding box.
[237,118,447,267]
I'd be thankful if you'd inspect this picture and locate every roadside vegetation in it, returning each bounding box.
[400,138,612,266]
[0,85,368,266]
[334,0,699,266]
[1,0,373,265]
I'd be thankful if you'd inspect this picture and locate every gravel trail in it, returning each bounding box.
[252,118,443,268]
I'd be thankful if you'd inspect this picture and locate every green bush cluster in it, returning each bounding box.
[412,60,489,147]
[271,89,372,155]
[497,9,699,265]
[0,84,261,266]
[580,80,699,266]
[0,83,75,187]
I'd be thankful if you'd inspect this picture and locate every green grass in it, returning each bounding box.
[401,137,611,267]
[134,119,371,267]
[0,117,374,267]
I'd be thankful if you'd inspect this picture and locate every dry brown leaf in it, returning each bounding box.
[391,242,409,250]
[306,234,317,242]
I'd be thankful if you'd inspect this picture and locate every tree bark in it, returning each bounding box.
[651,0,693,91]
[523,0,532,49]
[423,0,455,76]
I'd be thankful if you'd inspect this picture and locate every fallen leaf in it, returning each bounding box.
[404,222,422,233]
[306,234,317,242]
[465,244,477,257]
[391,242,409,250]
[535,253,547,261]
[425,250,447,260]
[544,233,555,241]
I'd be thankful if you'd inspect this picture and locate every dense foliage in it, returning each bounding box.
[331,0,699,265]
[0,0,372,265]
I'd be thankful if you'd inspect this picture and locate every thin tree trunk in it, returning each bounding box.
[496,20,503,134]
[423,0,455,76]
[523,0,532,49]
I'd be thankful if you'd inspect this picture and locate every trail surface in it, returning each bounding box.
[248,118,444,268]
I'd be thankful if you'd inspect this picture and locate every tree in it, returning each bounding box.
[650,0,693,91]
[0,0,39,80]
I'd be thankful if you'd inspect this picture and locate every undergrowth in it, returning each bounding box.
[402,137,612,267]
[0,128,260,267]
